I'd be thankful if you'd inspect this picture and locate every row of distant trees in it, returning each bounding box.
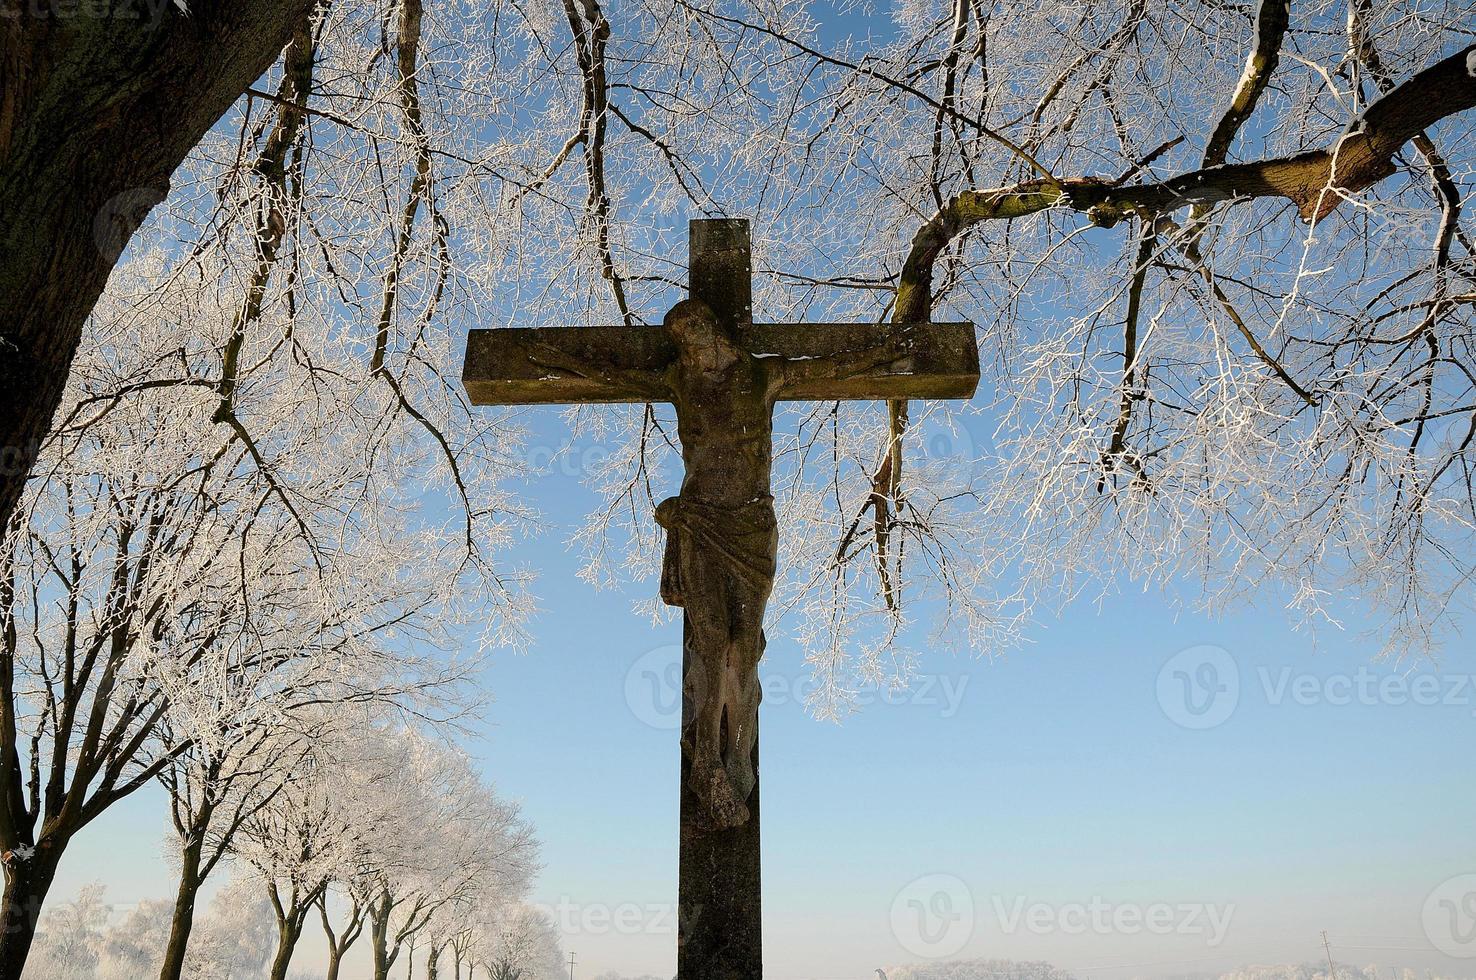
[3,391,547,980]
[0,243,540,976]
[23,877,563,980]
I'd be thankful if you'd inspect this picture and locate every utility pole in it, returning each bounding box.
[1322,930,1337,980]
[567,951,576,980]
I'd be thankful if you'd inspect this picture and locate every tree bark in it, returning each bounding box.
[0,0,316,541]
[157,832,206,980]
[267,915,304,980]
[0,849,58,980]
[320,893,364,980]
[370,893,394,980]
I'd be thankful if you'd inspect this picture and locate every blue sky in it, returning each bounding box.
[49,6,1476,977]
[57,395,1476,979]
[466,406,1476,980]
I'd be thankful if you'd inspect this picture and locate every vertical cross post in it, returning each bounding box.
[677,218,762,980]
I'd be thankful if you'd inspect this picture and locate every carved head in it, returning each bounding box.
[665,298,741,370]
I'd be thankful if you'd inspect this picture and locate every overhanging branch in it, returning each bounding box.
[896,41,1476,319]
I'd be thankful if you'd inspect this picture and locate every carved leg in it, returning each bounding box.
[722,555,772,801]
[722,610,765,804]
[680,557,749,830]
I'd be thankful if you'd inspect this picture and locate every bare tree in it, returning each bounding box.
[473,904,564,980]
[237,766,347,980]
[155,725,299,980]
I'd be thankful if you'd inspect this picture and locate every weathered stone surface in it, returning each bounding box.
[462,320,979,405]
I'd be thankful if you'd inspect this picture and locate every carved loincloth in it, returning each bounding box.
[653,494,777,608]
[655,492,777,829]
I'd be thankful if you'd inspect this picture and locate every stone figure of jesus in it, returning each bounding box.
[656,298,931,831]
[656,297,780,831]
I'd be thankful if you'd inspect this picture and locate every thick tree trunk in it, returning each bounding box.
[157,836,206,980]
[267,916,304,980]
[320,898,363,980]
[370,897,393,980]
[0,850,58,980]
[0,1,316,539]
[427,944,442,980]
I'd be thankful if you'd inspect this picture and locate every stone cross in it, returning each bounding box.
[463,219,978,979]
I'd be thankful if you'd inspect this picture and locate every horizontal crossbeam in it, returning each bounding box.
[463,321,979,405]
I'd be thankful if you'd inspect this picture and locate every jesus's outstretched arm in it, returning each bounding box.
[521,339,673,402]
[768,322,922,386]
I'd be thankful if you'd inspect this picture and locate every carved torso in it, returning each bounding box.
[667,353,781,508]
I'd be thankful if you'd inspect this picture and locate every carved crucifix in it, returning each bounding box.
[463,219,978,978]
